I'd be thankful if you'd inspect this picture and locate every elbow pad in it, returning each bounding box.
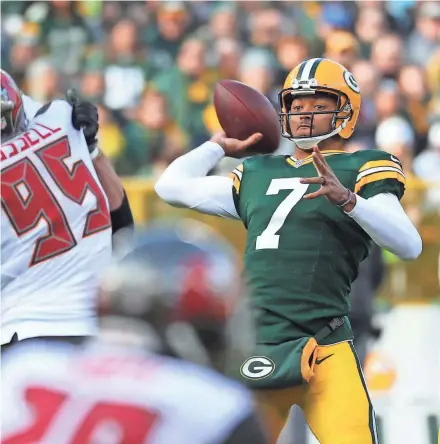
[110,190,134,235]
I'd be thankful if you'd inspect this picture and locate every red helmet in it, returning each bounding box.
[98,220,253,375]
[1,70,26,142]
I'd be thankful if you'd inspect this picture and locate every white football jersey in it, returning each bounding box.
[1,100,112,343]
[1,341,254,444]
[22,94,42,120]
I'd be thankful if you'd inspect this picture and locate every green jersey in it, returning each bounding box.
[230,149,405,388]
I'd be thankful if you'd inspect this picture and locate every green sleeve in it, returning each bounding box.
[354,151,406,200]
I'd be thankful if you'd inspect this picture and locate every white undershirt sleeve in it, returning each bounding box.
[154,142,240,220]
[156,143,422,260]
[345,193,422,261]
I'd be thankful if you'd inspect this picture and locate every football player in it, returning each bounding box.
[1,70,133,351]
[1,221,268,444]
[155,58,423,443]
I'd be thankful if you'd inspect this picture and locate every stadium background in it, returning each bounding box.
[2,1,439,443]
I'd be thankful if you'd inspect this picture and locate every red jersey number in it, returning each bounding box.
[1,137,111,266]
[2,386,160,444]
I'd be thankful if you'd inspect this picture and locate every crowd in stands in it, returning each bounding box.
[2,0,439,191]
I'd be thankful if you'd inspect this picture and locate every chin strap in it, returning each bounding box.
[293,120,346,150]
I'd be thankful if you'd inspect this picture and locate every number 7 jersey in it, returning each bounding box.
[229,149,405,346]
[1,100,112,343]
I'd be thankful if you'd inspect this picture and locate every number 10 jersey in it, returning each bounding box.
[1,100,112,343]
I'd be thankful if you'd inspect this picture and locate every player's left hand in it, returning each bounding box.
[66,89,99,156]
[300,147,354,208]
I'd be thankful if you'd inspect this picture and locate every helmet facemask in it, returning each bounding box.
[278,80,353,150]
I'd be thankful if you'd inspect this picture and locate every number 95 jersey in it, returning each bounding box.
[229,149,405,347]
[1,100,112,343]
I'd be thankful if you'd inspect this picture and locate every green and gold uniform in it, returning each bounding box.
[230,148,405,443]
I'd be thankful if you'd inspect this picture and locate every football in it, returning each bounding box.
[213,80,281,154]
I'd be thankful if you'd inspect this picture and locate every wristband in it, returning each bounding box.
[337,189,354,208]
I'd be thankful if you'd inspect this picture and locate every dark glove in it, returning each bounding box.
[66,89,99,157]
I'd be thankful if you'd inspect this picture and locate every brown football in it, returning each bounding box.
[213,79,281,154]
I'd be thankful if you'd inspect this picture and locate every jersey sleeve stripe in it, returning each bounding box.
[356,166,405,182]
[359,160,403,173]
[354,171,406,193]
[228,172,241,193]
[232,168,243,180]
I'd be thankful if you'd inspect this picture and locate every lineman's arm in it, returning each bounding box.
[92,151,125,211]
[154,142,240,219]
[92,152,133,236]
[346,193,422,261]
[65,91,133,231]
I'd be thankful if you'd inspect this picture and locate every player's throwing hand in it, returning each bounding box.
[210,131,263,158]
[300,147,356,210]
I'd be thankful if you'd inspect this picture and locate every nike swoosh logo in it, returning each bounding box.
[315,354,334,365]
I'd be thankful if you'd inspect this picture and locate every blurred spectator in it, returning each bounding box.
[195,5,238,67]
[320,2,355,33]
[1,0,437,180]
[210,5,237,40]
[398,65,430,154]
[407,2,440,67]
[153,38,214,146]
[306,2,355,57]
[375,116,422,227]
[239,48,276,104]
[89,20,152,114]
[215,38,242,80]
[26,58,60,103]
[371,34,403,80]
[351,60,379,144]
[413,122,440,211]
[196,4,238,42]
[97,104,126,165]
[426,50,440,98]
[275,36,309,85]
[80,70,104,103]
[248,8,285,49]
[121,88,187,176]
[5,23,40,85]
[28,0,95,76]
[374,80,401,123]
[385,0,415,34]
[324,30,359,70]
[375,115,415,168]
[355,6,388,58]
[146,1,192,71]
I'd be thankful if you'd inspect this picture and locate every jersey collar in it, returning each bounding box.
[286,150,345,168]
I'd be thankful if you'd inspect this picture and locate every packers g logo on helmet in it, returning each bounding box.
[278,58,361,150]
[343,71,360,93]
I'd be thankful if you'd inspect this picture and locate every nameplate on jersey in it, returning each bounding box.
[1,123,63,163]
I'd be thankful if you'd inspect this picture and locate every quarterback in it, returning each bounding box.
[155,58,422,443]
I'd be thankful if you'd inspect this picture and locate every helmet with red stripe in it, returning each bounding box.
[98,220,252,375]
[1,70,27,142]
